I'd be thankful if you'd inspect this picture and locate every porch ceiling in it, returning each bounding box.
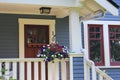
[0,0,118,18]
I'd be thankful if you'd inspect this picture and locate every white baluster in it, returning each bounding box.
[34,62,38,80]
[27,62,32,80]
[87,66,90,80]
[5,62,9,80]
[0,63,2,76]
[41,61,46,80]
[48,62,53,80]
[61,60,67,80]
[98,74,103,80]
[13,62,17,79]
[53,62,59,80]
[19,62,25,80]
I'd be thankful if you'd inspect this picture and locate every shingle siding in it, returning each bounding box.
[0,13,69,58]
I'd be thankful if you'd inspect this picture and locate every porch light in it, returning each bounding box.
[39,7,51,14]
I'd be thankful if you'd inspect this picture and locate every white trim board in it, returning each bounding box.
[18,18,55,58]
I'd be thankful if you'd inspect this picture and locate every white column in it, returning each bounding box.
[69,10,82,52]
[69,9,82,53]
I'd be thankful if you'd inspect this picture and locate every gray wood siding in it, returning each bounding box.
[0,13,69,58]
[56,17,69,48]
[101,68,120,80]
[73,57,84,80]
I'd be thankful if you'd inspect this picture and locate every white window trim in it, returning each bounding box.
[83,20,120,67]
[18,18,55,58]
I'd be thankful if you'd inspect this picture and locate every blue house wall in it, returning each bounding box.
[94,0,120,80]
[0,13,69,58]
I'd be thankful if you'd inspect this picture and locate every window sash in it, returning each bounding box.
[88,24,104,66]
[109,25,120,65]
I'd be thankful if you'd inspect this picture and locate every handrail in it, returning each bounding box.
[86,60,113,80]
[0,58,70,80]
[95,67,113,80]
[81,49,113,80]
[0,58,69,62]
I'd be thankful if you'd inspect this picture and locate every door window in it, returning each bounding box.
[24,25,49,58]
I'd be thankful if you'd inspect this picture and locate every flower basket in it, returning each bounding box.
[37,43,69,62]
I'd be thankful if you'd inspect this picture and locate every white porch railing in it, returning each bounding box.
[0,53,114,80]
[0,58,69,80]
[86,60,113,80]
[81,49,113,80]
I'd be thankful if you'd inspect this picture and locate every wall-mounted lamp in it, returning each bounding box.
[39,7,51,14]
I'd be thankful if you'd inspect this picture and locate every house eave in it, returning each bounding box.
[95,0,119,16]
[0,0,119,18]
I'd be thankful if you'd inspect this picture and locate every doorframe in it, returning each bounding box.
[18,18,55,58]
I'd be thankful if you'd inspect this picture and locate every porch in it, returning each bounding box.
[0,53,112,80]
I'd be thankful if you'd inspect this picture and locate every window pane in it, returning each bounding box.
[110,33,115,39]
[116,34,120,39]
[96,27,100,32]
[89,27,94,32]
[109,27,115,32]
[90,33,94,38]
[90,40,102,62]
[110,40,120,62]
[38,28,48,44]
[96,33,100,38]
[116,27,120,32]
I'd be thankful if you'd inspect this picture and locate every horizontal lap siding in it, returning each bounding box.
[56,17,69,48]
[73,57,84,80]
[0,15,18,58]
[101,68,120,80]
[0,13,69,58]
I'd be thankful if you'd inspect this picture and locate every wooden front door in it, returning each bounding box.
[24,25,49,58]
[24,25,49,80]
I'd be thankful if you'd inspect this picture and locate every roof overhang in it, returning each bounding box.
[0,0,119,18]
[95,0,119,16]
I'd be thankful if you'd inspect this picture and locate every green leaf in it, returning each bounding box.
[0,69,8,72]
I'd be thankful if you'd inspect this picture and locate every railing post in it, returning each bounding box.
[70,55,73,80]
[83,49,90,80]
[91,62,97,80]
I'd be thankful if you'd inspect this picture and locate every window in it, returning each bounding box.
[109,25,120,65]
[88,24,104,66]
